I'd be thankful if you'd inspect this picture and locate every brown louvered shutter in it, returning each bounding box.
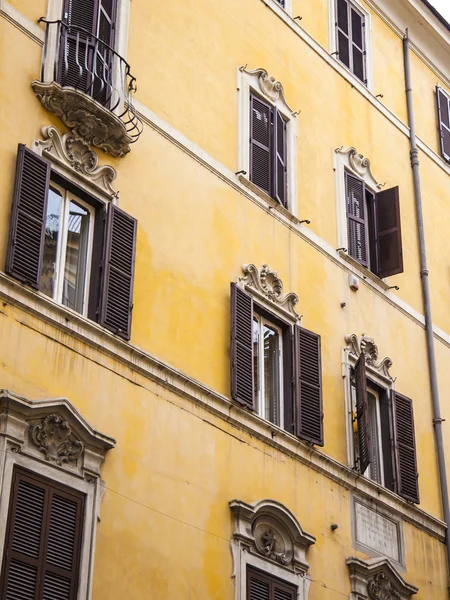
[295,326,323,446]
[99,204,137,340]
[354,353,371,474]
[393,393,419,503]
[437,86,450,162]
[230,283,254,409]
[345,172,368,266]
[336,0,350,69]
[350,4,366,84]
[6,145,50,289]
[0,469,84,600]
[247,567,296,600]
[274,109,287,208]
[376,186,403,278]
[250,94,273,197]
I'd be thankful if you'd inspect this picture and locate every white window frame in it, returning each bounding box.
[328,0,374,92]
[0,391,115,600]
[45,183,95,316]
[266,0,293,15]
[237,67,298,216]
[334,146,384,263]
[253,314,284,429]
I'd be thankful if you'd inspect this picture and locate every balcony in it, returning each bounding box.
[32,19,143,157]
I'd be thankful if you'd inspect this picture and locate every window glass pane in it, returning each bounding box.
[62,201,90,313]
[366,392,382,483]
[253,317,260,409]
[337,0,349,33]
[41,188,62,299]
[352,46,364,83]
[338,32,350,68]
[263,324,281,426]
[439,91,450,128]
[351,8,363,49]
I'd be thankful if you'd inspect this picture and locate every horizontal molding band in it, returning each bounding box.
[0,272,445,541]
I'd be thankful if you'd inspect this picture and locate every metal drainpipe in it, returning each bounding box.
[403,29,450,578]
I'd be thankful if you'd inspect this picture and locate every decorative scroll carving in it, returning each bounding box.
[34,126,117,197]
[30,414,84,465]
[345,334,393,379]
[254,521,292,565]
[239,264,299,320]
[32,81,134,157]
[368,573,401,600]
[240,67,295,114]
[335,147,385,190]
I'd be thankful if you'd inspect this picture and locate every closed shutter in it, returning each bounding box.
[274,110,287,208]
[350,4,365,84]
[247,567,296,600]
[354,353,371,474]
[437,86,450,162]
[250,94,273,197]
[6,145,50,289]
[295,326,324,446]
[345,172,368,266]
[393,393,419,503]
[376,186,403,278]
[336,0,350,68]
[230,284,254,409]
[0,469,84,600]
[99,204,137,340]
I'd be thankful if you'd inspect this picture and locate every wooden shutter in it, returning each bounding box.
[6,145,50,289]
[393,393,419,503]
[250,94,273,197]
[295,326,324,446]
[247,567,296,600]
[99,204,137,340]
[437,86,450,162]
[274,109,287,208]
[0,469,84,600]
[349,4,366,84]
[345,172,368,266]
[336,0,350,69]
[376,186,403,278]
[230,284,254,409]
[354,353,371,474]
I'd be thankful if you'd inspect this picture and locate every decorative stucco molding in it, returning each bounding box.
[0,389,115,478]
[347,557,418,600]
[238,264,300,321]
[345,333,393,380]
[335,146,385,190]
[30,414,84,466]
[33,126,117,198]
[229,499,315,574]
[32,81,134,157]
[239,67,296,114]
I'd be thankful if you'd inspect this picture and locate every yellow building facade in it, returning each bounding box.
[1,0,450,598]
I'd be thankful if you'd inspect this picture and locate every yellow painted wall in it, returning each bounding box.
[2,0,450,597]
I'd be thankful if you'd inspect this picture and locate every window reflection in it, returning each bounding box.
[62,201,90,312]
[41,188,62,299]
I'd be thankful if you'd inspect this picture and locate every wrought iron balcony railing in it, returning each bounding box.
[32,19,143,157]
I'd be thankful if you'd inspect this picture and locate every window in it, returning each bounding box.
[253,313,284,427]
[436,86,450,162]
[5,143,137,340]
[335,0,367,85]
[346,339,419,504]
[247,567,297,600]
[250,93,287,207]
[0,468,84,600]
[230,265,323,446]
[345,171,403,278]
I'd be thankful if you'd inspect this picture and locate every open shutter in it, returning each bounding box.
[99,204,137,340]
[250,94,273,197]
[437,86,450,162]
[354,353,371,474]
[295,326,323,446]
[376,186,403,278]
[336,0,350,68]
[393,393,419,503]
[230,284,254,409]
[345,172,368,266]
[274,109,287,207]
[6,144,50,289]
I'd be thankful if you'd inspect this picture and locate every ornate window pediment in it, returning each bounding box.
[334,146,383,191]
[237,264,300,323]
[347,556,418,600]
[345,333,393,381]
[229,499,315,600]
[239,67,295,115]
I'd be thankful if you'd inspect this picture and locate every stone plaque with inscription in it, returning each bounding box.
[353,498,403,565]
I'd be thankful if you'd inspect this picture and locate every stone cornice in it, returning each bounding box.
[0,272,445,542]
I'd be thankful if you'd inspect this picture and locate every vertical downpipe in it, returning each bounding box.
[403,29,450,579]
